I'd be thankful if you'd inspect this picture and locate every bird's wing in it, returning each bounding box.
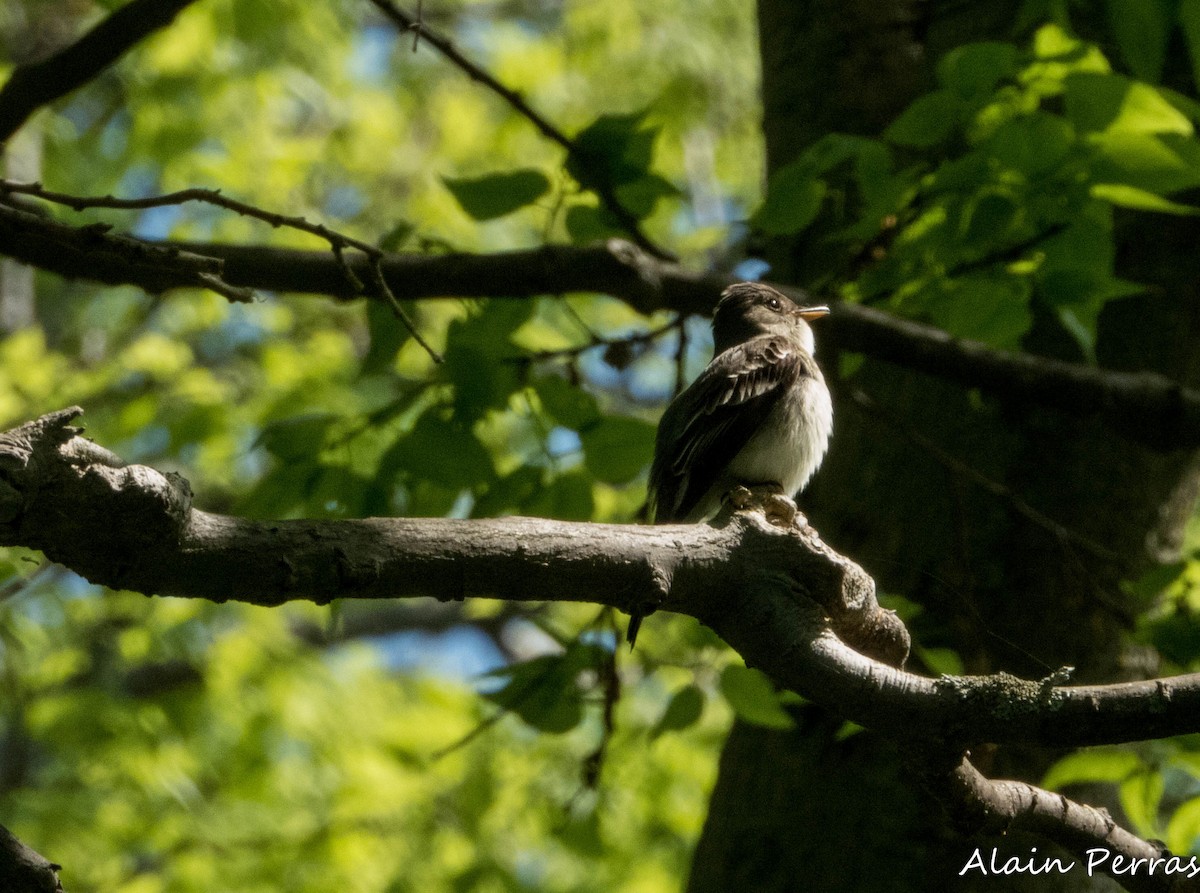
[649,334,810,521]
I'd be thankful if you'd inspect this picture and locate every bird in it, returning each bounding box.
[629,281,833,645]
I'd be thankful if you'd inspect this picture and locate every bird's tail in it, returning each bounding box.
[626,609,644,649]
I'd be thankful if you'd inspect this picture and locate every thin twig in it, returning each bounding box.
[521,316,682,364]
[363,258,444,363]
[0,178,443,363]
[582,615,620,789]
[0,180,382,255]
[366,0,675,262]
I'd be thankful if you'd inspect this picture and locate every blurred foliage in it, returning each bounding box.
[760,21,1200,359]
[0,587,728,892]
[5,0,1200,888]
[1,1,762,889]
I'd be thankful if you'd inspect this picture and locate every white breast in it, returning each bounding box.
[727,372,832,497]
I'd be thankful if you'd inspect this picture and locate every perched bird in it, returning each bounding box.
[630,282,833,644]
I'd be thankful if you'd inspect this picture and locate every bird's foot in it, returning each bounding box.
[764,492,802,529]
[727,484,757,511]
[726,484,806,530]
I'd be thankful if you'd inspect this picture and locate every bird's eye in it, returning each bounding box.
[767,297,782,311]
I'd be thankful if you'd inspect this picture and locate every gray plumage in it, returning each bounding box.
[629,283,832,646]
[648,282,833,523]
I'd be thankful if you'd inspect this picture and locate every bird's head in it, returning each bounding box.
[712,282,829,355]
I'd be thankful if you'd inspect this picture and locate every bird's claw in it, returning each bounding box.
[728,485,757,511]
[763,492,801,528]
[726,485,806,530]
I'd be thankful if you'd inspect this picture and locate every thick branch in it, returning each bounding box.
[153,238,1200,453]
[4,201,1200,449]
[0,201,254,301]
[0,0,199,143]
[0,823,61,893]
[5,408,1200,753]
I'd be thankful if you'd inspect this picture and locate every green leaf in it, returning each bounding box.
[1124,560,1187,605]
[798,133,874,173]
[960,192,1021,246]
[473,466,544,517]
[525,470,596,521]
[448,299,533,354]
[481,642,607,734]
[1106,0,1168,83]
[533,375,601,429]
[1040,208,1115,277]
[937,42,1019,97]
[1064,73,1192,135]
[1090,132,1200,194]
[376,220,415,252]
[255,413,339,461]
[1142,609,1200,664]
[483,654,583,734]
[378,411,494,490]
[580,416,656,484]
[1042,748,1141,789]
[404,480,462,517]
[1119,769,1164,837]
[556,810,606,856]
[718,665,794,730]
[834,720,865,741]
[753,163,827,236]
[925,276,1031,351]
[852,141,899,208]
[650,684,705,739]
[982,112,1075,176]
[615,172,680,219]
[1037,261,1144,363]
[564,204,623,244]
[885,90,964,148]
[567,110,657,188]
[237,460,320,518]
[1090,183,1200,215]
[914,646,964,677]
[1166,796,1200,854]
[361,299,406,376]
[442,169,551,221]
[443,301,531,420]
[1020,22,1112,96]
[445,344,521,421]
[305,466,376,518]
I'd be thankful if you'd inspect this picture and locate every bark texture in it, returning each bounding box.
[688,2,1200,891]
[6,409,1200,890]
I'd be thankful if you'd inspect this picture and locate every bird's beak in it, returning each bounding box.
[795,306,830,321]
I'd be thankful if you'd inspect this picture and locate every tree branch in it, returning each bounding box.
[926,756,1196,893]
[0,199,256,302]
[0,822,61,893]
[3,193,1200,450]
[4,407,1200,753]
[0,0,200,143]
[8,407,1200,885]
[0,181,445,361]
[365,0,674,262]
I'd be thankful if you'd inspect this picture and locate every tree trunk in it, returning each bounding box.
[688,2,1200,890]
